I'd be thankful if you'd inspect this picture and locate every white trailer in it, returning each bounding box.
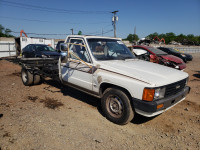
[15,37,55,56]
[0,41,16,58]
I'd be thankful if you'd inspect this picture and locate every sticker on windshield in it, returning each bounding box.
[117,41,124,44]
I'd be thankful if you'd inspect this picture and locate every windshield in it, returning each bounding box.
[169,48,180,54]
[148,47,167,55]
[35,45,56,52]
[87,39,135,60]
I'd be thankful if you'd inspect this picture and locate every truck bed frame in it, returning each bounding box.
[20,58,59,79]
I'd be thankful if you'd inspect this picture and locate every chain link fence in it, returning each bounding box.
[171,47,200,53]
[150,44,200,53]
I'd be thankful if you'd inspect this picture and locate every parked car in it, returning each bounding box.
[15,36,55,57]
[22,44,61,59]
[132,45,186,70]
[158,47,193,63]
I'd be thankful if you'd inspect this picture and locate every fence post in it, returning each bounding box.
[9,43,11,56]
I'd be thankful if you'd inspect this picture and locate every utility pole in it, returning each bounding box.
[112,10,119,38]
[134,26,136,36]
[134,26,136,43]
[70,28,74,35]
[102,28,103,36]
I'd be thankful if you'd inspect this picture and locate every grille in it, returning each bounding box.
[165,78,187,97]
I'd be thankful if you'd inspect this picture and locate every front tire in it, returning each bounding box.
[101,87,134,125]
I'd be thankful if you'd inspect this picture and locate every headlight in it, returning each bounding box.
[181,54,186,57]
[42,54,47,58]
[186,77,189,85]
[142,87,166,101]
[154,87,166,99]
[175,65,179,69]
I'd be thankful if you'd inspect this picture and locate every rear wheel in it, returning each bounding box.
[21,68,33,86]
[101,87,134,125]
[33,74,41,85]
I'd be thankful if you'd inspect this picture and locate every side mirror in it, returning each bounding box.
[60,43,68,52]
[150,54,159,62]
[150,54,155,59]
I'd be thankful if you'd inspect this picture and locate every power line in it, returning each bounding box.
[1,0,111,14]
[10,29,113,36]
[11,31,70,36]
[0,16,110,25]
[0,16,78,24]
[92,29,113,36]
[103,29,114,35]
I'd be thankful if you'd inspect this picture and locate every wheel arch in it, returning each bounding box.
[99,82,133,101]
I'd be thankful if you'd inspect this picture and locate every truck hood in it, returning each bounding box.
[161,55,183,64]
[97,59,188,86]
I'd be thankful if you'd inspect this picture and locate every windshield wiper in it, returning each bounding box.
[116,55,134,60]
[124,56,134,59]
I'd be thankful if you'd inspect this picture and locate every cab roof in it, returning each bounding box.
[66,35,121,40]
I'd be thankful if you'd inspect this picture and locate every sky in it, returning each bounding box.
[0,0,200,39]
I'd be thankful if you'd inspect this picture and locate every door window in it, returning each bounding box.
[69,39,91,63]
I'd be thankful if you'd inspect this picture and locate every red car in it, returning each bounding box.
[132,45,186,70]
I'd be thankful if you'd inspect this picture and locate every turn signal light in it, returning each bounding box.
[142,88,155,101]
[157,104,164,109]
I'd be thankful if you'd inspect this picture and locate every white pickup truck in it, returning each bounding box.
[21,35,190,125]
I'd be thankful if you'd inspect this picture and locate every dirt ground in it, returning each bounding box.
[0,54,200,150]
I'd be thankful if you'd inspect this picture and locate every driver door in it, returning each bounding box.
[61,38,93,91]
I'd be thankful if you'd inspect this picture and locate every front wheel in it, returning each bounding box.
[101,87,134,125]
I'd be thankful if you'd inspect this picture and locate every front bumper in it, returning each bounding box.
[186,55,193,61]
[133,86,190,117]
[177,63,186,70]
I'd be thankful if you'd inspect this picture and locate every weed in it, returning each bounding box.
[40,97,64,109]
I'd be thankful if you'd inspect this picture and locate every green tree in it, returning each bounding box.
[5,28,12,37]
[0,24,14,37]
[187,34,194,39]
[133,34,139,41]
[78,31,82,35]
[146,32,200,45]
[126,34,139,43]
[158,33,166,39]
[175,34,186,43]
[165,32,176,44]
[0,24,5,37]
[146,32,159,39]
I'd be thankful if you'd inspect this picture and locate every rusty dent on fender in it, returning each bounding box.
[97,76,102,83]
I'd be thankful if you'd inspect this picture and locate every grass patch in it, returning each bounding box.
[40,97,64,109]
